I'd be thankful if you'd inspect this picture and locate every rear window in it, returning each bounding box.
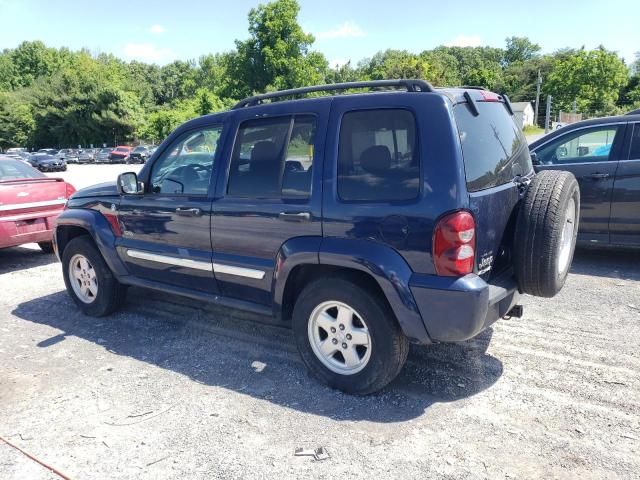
[0,159,45,180]
[454,102,532,192]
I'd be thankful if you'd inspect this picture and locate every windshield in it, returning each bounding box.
[0,159,46,180]
[133,146,147,152]
[115,147,128,152]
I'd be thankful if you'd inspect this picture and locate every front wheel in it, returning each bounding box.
[61,236,127,316]
[292,279,409,395]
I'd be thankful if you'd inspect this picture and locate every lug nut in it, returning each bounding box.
[342,343,347,349]
[330,327,336,333]
[332,338,338,345]
[339,324,345,331]
[346,334,352,340]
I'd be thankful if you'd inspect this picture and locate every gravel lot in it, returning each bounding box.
[1,164,639,479]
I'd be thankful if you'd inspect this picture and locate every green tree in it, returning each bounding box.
[227,0,328,98]
[545,46,629,115]
[503,36,541,65]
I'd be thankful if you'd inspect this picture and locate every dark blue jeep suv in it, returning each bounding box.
[54,80,580,394]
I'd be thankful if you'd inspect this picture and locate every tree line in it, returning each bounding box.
[0,0,638,150]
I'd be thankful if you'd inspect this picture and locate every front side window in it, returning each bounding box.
[536,126,620,165]
[337,109,419,202]
[150,126,222,195]
[227,115,316,198]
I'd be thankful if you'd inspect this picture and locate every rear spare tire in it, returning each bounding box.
[513,170,580,297]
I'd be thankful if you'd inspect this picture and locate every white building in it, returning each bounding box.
[511,102,534,129]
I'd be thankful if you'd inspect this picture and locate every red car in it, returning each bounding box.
[0,157,75,253]
[108,146,133,163]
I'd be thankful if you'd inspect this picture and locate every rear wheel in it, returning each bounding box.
[292,279,409,395]
[38,241,54,254]
[61,236,127,316]
[514,170,580,297]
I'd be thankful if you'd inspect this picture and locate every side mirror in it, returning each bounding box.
[117,172,142,195]
[530,151,540,165]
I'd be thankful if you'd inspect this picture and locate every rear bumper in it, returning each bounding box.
[409,271,519,342]
[0,211,60,248]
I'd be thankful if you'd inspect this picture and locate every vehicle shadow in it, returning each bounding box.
[0,245,57,274]
[571,247,640,281]
[12,289,503,423]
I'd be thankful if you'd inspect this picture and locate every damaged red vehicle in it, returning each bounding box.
[0,156,75,253]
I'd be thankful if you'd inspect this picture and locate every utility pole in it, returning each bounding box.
[572,98,577,114]
[545,95,552,134]
[534,69,542,126]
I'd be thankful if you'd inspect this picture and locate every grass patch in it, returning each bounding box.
[523,125,544,135]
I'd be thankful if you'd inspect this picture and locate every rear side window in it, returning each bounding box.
[454,102,532,192]
[338,109,419,202]
[630,124,640,160]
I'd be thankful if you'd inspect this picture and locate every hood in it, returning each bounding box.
[71,181,118,198]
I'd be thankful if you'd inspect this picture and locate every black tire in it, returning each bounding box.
[61,236,127,316]
[513,170,580,298]
[38,241,54,254]
[292,278,409,395]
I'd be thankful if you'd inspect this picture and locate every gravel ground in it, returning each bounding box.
[1,164,639,479]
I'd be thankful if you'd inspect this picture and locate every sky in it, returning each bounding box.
[0,0,638,67]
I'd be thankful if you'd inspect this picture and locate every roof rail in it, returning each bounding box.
[457,85,488,91]
[232,79,435,109]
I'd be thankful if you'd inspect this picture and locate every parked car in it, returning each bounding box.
[128,146,150,164]
[0,156,75,253]
[6,147,27,154]
[29,153,67,172]
[95,148,114,164]
[530,113,640,247]
[55,80,579,394]
[77,149,96,164]
[65,150,80,164]
[108,146,133,163]
[37,148,58,156]
[56,149,73,161]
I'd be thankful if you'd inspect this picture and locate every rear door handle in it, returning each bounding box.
[590,173,610,180]
[175,207,202,217]
[279,211,311,222]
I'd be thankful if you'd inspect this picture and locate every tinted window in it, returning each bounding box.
[337,109,419,202]
[0,159,45,179]
[630,124,640,160]
[454,102,531,192]
[228,115,316,198]
[150,126,222,195]
[536,126,619,165]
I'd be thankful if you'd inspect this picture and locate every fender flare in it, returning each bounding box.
[55,209,129,277]
[273,236,431,344]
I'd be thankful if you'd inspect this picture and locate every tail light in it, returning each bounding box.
[65,183,76,198]
[433,211,476,276]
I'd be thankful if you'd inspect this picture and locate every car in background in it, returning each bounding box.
[37,148,59,156]
[65,150,80,164]
[529,113,640,247]
[56,149,74,161]
[6,147,27,154]
[128,146,150,164]
[0,156,75,253]
[28,153,67,172]
[95,148,114,164]
[78,149,96,164]
[3,152,31,165]
[108,146,133,163]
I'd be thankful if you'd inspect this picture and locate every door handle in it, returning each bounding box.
[279,211,311,222]
[590,173,610,180]
[175,207,202,217]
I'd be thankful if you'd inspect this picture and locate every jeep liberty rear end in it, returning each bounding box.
[55,80,580,394]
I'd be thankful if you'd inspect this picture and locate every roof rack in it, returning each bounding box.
[232,79,435,109]
[457,85,488,91]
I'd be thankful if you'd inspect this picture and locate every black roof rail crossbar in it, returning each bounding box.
[501,93,514,116]
[232,79,435,109]
[457,85,488,91]
[463,91,480,116]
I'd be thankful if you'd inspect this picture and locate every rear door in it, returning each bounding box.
[116,125,223,294]
[533,123,626,244]
[610,122,640,245]
[211,100,329,306]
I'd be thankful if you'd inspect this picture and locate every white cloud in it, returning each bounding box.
[148,24,166,34]
[123,43,174,63]
[315,22,366,40]
[446,35,482,48]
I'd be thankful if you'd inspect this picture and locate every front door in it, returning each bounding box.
[610,122,640,246]
[211,100,329,306]
[533,123,626,244]
[116,125,223,294]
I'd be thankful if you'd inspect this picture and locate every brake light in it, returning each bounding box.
[479,91,501,102]
[433,211,476,276]
[65,183,76,198]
